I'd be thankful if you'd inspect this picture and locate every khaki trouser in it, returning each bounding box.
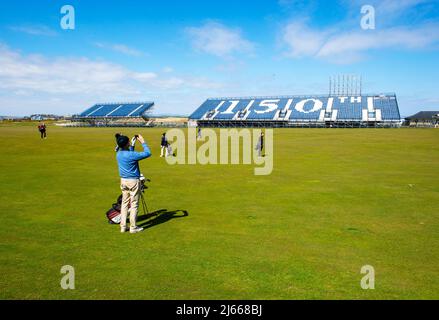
[120,178,141,230]
[160,145,169,157]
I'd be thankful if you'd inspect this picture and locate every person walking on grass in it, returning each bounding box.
[38,122,47,139]
[115,133,151,234]
[160,132,169,157]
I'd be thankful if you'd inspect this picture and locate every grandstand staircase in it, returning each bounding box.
[274,99,293,121]
[202,101,225,120]
[233,109,250,120]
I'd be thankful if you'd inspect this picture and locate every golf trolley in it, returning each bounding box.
[139,175,150,215]
[106,174,151,224]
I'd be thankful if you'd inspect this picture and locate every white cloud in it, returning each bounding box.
[0,44,222,115]
[9,24,58,37]
[282,22,332,58]
[94,42,144,57]
[348,0,430,17]
[132,72,157,82]
[162,66,174,73]
[318,25,439,59]
[186,21,255,58]
[0,45,135,95]
[280,0,439,63]
[282,21,439,63]
[0,44,221,93]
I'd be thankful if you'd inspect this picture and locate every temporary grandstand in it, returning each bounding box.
[73,102,154,127]
[189,75,401,128]
[189,93,401,128]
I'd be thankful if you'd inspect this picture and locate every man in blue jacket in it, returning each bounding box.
[115,133,151,234]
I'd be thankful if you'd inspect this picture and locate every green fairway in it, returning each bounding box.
[0,123,438,299]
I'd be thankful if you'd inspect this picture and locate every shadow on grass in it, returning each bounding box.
[137,209,189,230]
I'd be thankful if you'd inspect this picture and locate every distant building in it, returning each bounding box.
[405,111,439,127]
[0,116,22,121]
[30,115,43,121]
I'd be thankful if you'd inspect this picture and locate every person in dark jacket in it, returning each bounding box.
[160,133,169,157]
[38,122,47,139]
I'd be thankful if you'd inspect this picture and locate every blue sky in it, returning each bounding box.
[0,0,438,117]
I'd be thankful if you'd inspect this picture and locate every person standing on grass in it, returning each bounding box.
[197,126,202,140]
[256,132,264,157]
[115,133,151,234]
[38,122,47,139]
[160,132,169,157]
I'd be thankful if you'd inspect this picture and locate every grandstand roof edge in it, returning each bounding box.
[204,93,397,100]
[92,101,154,105]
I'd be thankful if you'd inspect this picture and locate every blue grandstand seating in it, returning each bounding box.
[288,97,325,121]
[214,100,248,120]
[247,99,280,120]
[79,105,102,117]
[190,100,220,120]
[77,102,154,118]
[376,97,400,120]
[189,94,401,125]
[333,98,363,120]
[88,105,119,117]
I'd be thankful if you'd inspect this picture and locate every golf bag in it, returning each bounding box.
[105,175,150,224]
[106,194,124,224]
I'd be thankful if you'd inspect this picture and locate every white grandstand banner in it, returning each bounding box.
[190,94,399,124]
[254,100,280,114]
[294,99,323,114]
[222,101,240,114]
